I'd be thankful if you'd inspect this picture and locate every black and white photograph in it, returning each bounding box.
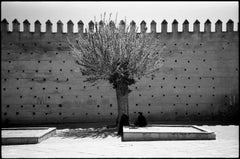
[1,1,239,158]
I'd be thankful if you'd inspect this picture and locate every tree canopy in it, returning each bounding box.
[68,16,165,88]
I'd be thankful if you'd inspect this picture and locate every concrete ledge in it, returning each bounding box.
[122,125,216,141]
[1,127,56,145]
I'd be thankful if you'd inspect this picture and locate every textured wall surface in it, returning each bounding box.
[1,19,239,125]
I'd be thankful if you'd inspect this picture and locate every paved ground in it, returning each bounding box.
[1,125,239,158]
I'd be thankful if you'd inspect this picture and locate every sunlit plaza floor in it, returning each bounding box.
[1,125,239,158]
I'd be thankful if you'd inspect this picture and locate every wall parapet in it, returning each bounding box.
[1,19,238,34]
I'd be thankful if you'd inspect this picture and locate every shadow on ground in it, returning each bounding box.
[57,127,119,139]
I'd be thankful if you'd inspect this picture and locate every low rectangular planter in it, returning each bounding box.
[2,127,56,145]
[122,125,216,141]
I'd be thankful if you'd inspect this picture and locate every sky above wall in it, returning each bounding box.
[1,1,239,33]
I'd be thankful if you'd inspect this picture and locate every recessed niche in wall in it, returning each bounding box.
[89,95,92,98]
[85,113,88,116]
[110,104,112,107]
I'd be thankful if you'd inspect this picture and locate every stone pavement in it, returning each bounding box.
[1,125,239,158]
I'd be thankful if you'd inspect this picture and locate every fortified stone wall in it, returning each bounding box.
[1,19,239,125]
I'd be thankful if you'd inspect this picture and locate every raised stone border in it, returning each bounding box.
[122,125,216,141]
[1,127,56,145]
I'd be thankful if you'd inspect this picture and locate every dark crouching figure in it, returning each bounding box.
[134,112,147,127]
[117,113,130,136]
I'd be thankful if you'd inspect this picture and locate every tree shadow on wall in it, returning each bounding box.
[57,127,119,139]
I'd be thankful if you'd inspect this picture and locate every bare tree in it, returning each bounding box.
[68,14,165,127]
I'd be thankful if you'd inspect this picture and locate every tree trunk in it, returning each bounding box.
[115,82,129,125]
